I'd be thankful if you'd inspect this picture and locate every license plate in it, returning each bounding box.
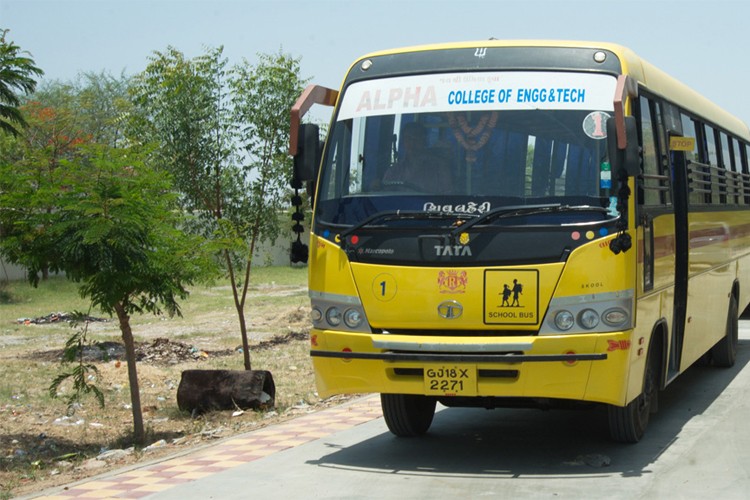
[424,365,477,396]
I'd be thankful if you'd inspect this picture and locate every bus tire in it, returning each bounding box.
[608,341,659,443]
[380,393,436,437]
[712,295,738,368]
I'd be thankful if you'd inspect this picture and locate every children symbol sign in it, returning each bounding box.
[500,278,523,307]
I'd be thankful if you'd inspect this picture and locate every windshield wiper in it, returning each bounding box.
[338,210,467,240]
[449,204,610,239]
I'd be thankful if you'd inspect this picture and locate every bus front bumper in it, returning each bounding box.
[310,329,633,406]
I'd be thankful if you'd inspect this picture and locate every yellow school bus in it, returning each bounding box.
[289,40,749,442]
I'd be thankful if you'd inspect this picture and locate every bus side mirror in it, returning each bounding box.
[293,123,321,183]
[607,116,639,178]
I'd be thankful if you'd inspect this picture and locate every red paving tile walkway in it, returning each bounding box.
[30,395,382,499]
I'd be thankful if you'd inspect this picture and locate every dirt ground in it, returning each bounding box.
[0,283,359,498]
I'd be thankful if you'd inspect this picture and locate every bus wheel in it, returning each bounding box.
[608,343,659,443]
[712,295,738,368]
[380,394,436,437]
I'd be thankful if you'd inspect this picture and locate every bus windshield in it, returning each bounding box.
[316,71,621,228]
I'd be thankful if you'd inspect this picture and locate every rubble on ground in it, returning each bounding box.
[15,312,108,325]
[29,332,309,365]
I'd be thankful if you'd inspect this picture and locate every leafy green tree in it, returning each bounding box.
[129,47,306,370]
[1,66,210,445]
[0,28,43,136]
[230,50,307,263]
[129,46,233,215]
[0,98,84,281]
[50,145,212,444]
[227,51,308,366]
[0,75,131,281]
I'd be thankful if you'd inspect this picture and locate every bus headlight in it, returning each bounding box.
[344,308,364,329]
[309,291,372,333]
[311,307,323,322]
[554,310,575,331]
[540,289,634,335]
[578,309,600,329]
[326,307,342,326]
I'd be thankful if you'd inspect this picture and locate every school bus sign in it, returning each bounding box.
[483,269,539,325]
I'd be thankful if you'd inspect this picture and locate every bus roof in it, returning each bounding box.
[352,40,750,141]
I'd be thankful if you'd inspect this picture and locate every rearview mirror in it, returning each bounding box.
[607,116,639,177]
[293,123,321,183]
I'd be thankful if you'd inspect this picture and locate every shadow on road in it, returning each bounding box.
[308,338,750,479]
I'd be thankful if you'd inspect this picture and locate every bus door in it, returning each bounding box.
[667,137,690,380]
[639,97,688,382]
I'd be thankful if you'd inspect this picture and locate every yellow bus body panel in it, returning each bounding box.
[309,232,639,406]
[350,263,563,331]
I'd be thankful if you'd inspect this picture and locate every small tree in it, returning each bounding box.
[227,51,307,368]
[52,145,211,445]
[129,47,307,370]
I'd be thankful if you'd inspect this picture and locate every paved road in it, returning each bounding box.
[34,323,750,499]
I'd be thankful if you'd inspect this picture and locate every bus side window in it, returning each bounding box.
[680,114,704,206]
[744,144,750,205]
[653,100,673,205]
[693,122,710,204]
[703,125,721,205]
[718,132,733,204]
[730,137,743,205]
[638,96,666,206]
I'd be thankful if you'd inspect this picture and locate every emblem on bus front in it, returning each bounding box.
[438,270,467,294]
[438,300,463,319]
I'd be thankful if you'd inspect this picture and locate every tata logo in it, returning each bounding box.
[434,244,472,257]
[474,47,487,59]
[438,300,463,319]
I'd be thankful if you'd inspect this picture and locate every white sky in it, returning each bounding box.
[3,0,749,125]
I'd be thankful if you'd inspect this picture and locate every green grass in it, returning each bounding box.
[1,278,91,319]
[246,265,308,287]
[0,266,309,336]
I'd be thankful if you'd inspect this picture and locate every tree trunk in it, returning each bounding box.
[223,249,252,371]
[114,302,145,446]
[236,305,252,370]
[236,230,260,372]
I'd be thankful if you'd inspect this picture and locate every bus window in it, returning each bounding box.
[731,137,743,204]
[317,104,614,226]
[652,101,672,205]
[680,114,704,206]
[719,133,733,204]
[639,97,665,206]
[703,125,721,204]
